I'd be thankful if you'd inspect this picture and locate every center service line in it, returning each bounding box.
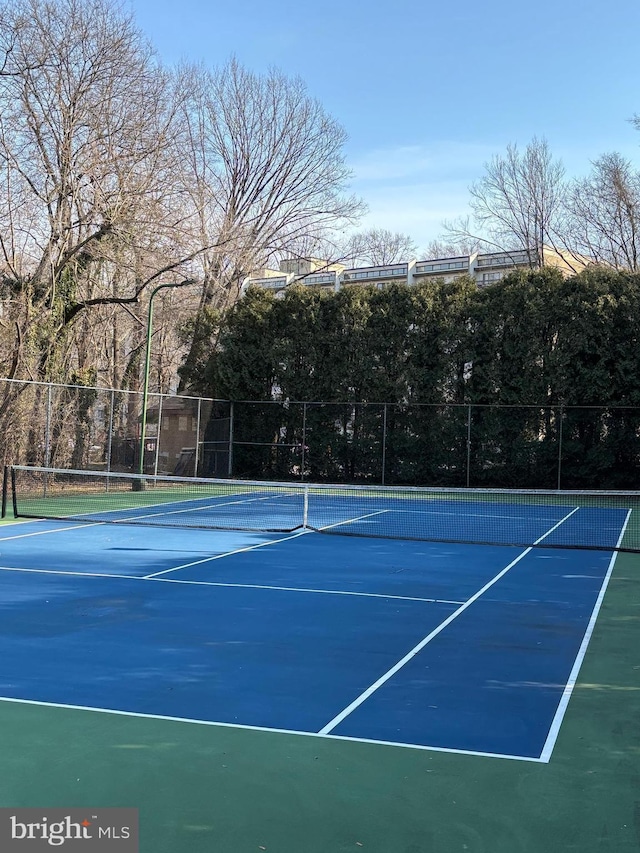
[143,529,311,577]
[318,506,580,735]
[144,510,388,578]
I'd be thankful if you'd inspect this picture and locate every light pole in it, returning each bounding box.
[137,281,191,478]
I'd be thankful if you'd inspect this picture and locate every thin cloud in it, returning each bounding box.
[354,188,470,251]
[346,142,497,246]
[347,135,640,248]
[349,141,497,185]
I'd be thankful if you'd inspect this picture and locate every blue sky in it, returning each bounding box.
[129,0,640,252]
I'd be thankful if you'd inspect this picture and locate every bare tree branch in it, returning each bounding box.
[563,153,640,271]
[342,228,418,266]
[443,138,567,267]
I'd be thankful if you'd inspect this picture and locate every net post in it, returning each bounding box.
[132,474,145,491]
[1,465,8,518]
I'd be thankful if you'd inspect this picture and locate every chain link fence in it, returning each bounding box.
[0,378,214,478]
[0,378,639,489]
[207,400,640,490]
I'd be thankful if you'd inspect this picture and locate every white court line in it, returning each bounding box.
[143,529,311,577]
[27,490,295,525]
[0,565,142,580]
[0,695,543,762]
[371,508,576,522]
[318,506,581,736]
[152,580,464,606]
[113,492,297,524]
[538,508,632,763]
[317,510,390,530]
[144,510,391,578]
[0,521,103,541]
[0,563,464,605]
[0,491,299,544]
[9,488,297,531]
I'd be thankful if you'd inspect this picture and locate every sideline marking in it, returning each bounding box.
[318,507,581,735]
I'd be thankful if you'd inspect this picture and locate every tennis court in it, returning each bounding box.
[1,467,639,851]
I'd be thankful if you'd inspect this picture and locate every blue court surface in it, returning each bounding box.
[0,499,629,762]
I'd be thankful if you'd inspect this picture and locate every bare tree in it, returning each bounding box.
[0,0,199,386]
[0,6,44,76]
[444,137,567,267]
[563,153,640,271]
[423,234,487,259]
[176,59,364,388]
[0,0,365,405]
[178,60,364,308]
[342,228,418,266]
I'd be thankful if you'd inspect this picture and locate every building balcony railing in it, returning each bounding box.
[414,257,469,275]
[479,271,506,287]
[295,273,336,286]
[248,277,288,289]
[342,265,408,282]
[475,251,532,269]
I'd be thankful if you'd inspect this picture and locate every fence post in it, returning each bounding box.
[301,402,307,481]
[381,404,388,486]
[106,389,115,475]
[153,394,164,476]
[557,404,564,490]
[44,383,53,469]
[194,397,202,477]
[466,404,472,488]
[227,401,234,478]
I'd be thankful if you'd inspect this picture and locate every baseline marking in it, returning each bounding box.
[0,696,543,762]
[318,506,581,735]
[538,508,632,762]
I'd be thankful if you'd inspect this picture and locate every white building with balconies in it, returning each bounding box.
[241,247,583,296]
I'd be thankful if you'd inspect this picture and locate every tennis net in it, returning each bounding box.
[4,465,640,551]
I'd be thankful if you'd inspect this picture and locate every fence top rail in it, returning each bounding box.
[232,398,640,410]
[3,376,640,411]
[0,376,224,403]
